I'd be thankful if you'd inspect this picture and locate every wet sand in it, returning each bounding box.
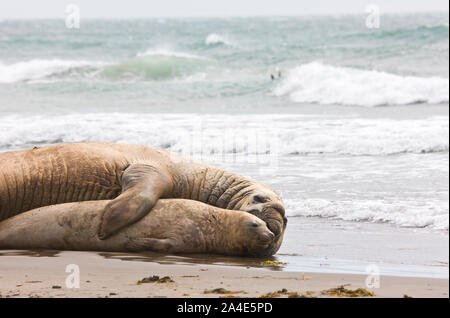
[0,250,447,298]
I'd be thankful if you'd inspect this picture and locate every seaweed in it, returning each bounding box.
[259,288,312,298]
[137,275,174,284]
[261,260,287,267]
[288,292,309,298]
[204,288,245,295]
[259,291,282,298]
[320,285,375,297]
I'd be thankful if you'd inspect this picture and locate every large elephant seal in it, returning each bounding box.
[0,199,276,257]
[0,143,286,255]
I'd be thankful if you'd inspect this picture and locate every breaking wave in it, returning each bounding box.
[0,59,105,83]
[274,62,449,107]
[0,50,212,83]
[285,198,449,231]
[205,34,232,46]
[103,49,211,81]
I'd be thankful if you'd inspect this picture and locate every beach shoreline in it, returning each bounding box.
[0,250,448,298]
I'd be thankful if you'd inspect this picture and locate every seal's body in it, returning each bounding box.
[0,199,274,256]
[0,143,286,256]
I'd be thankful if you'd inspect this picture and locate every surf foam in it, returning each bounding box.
[274,62,449,107]
[0,50,211,83]
[0,113,447,156]
[285,198,449,231]
[205,34,232,46]
[0,59,105,83]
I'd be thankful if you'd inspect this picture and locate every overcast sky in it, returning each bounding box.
[1,0,448,19]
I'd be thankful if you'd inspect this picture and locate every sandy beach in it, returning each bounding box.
[0,250,447,298]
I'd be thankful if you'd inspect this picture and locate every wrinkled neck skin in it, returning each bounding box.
[169,158,257,210]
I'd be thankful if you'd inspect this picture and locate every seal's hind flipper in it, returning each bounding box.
[98,163,172,240]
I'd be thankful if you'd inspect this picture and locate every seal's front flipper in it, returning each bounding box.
[98,163,172,240]
[125,238,177,253]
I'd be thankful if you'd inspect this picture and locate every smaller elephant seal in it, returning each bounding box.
[0,199,276,257]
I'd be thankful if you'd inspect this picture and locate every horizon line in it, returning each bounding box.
[0,10,448,20]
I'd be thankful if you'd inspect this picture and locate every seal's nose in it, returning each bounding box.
[260,230,275,243]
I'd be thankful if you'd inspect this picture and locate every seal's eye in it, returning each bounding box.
[251,222,259,228]
[253,195,267,203]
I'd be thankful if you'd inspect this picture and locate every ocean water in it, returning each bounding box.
[0,14,449,274]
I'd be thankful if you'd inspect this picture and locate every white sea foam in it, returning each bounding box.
[0,113,447,156]
[0,59,106,83]
[274,62,450,107]
[285,198,449,231]
[0,52,209,83]
[205,33,232,46]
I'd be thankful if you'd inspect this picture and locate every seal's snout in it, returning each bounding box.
[259,230,275,244]
[245,219,274,245]
[246,201,286,238]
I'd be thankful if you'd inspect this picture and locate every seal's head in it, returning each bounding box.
[237,185,287,257]
[234,213,275,257]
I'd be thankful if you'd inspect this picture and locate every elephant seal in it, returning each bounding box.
[0,142,286,255]
[0,199,276,257]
